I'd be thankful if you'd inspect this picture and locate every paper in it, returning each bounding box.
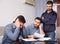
[34,33,45,38]
[22,38,37,41]
[37,37,51,41]
[22,37,51,42]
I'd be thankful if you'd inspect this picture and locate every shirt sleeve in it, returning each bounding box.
[25,26,31,37]
[5,26,20,41]
[22,28,28,38]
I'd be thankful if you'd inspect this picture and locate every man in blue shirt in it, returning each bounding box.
[26,17,45,38]
[2,15,26,44]
[41,1,57,44]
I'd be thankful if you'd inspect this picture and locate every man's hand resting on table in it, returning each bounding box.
[28,35,37,38]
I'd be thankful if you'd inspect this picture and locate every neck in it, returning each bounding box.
[47,9,52,13]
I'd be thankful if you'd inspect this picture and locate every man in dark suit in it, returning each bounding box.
[41,1,57,44]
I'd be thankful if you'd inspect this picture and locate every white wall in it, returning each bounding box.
[0,0,35,26]
[35,0,51,17]
[53,4,57,12]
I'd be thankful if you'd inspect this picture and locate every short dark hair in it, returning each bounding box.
[46,1,53,6]
[14,15,26,23]
[35,17,42,23]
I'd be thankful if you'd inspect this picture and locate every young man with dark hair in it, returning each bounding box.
[2,15,26,44]
[26,17,45,38]
[41,1,57,44]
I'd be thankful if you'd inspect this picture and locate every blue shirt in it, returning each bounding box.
[2,23,26,44]
[41,10,57,33]
[26,24,40,36]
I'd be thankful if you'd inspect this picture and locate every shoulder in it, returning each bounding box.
[27,24,33,28]
[42,12,45,15]
[3,23,13,33]
[26,24,34,30]
[42,11,46,16]
[5,23,13,29]
[53,11,57,15]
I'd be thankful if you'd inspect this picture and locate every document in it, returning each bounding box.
[37,37,51,41]
[22,37,51,42]
[22,38,37,41]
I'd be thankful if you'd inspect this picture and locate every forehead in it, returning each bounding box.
[46,4,52,6]
[34,19,40,22]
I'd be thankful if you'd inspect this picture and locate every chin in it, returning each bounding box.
[35,26,38,28]
[20,27,23,29]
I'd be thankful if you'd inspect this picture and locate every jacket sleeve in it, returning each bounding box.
[41,13,57,24]
[41,13,51,23]
[45,13,57,24]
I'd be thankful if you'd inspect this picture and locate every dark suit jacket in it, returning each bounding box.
[41,10,57,33]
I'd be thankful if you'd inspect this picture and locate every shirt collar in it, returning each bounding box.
[45,9,53,14]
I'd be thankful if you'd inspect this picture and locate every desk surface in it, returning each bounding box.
[13,38,57,44]
[22,38,57,42]
[13,41,58,44]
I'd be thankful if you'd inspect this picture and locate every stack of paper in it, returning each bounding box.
[37,37,51,41]
[22,37,51,42]
[22,38,37,41]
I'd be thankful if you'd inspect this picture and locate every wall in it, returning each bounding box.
[35,0,51,17]
[0,0,35,26]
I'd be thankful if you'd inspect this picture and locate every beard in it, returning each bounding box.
[47,9,52,11]
[34,25,39,29]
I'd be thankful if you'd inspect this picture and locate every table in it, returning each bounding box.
[13,39,58,44]
[19,39,57,44]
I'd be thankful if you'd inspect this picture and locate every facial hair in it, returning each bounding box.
[34,25,39,29]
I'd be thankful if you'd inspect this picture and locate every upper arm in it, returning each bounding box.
[5,25,20,41]
[25,26,30,35]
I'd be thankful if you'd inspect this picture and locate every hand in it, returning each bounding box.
[42,17,44,20]
[14,19,20,28]
[28,35,36,38]
[39,24,42,28]
[39,24,45,35]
